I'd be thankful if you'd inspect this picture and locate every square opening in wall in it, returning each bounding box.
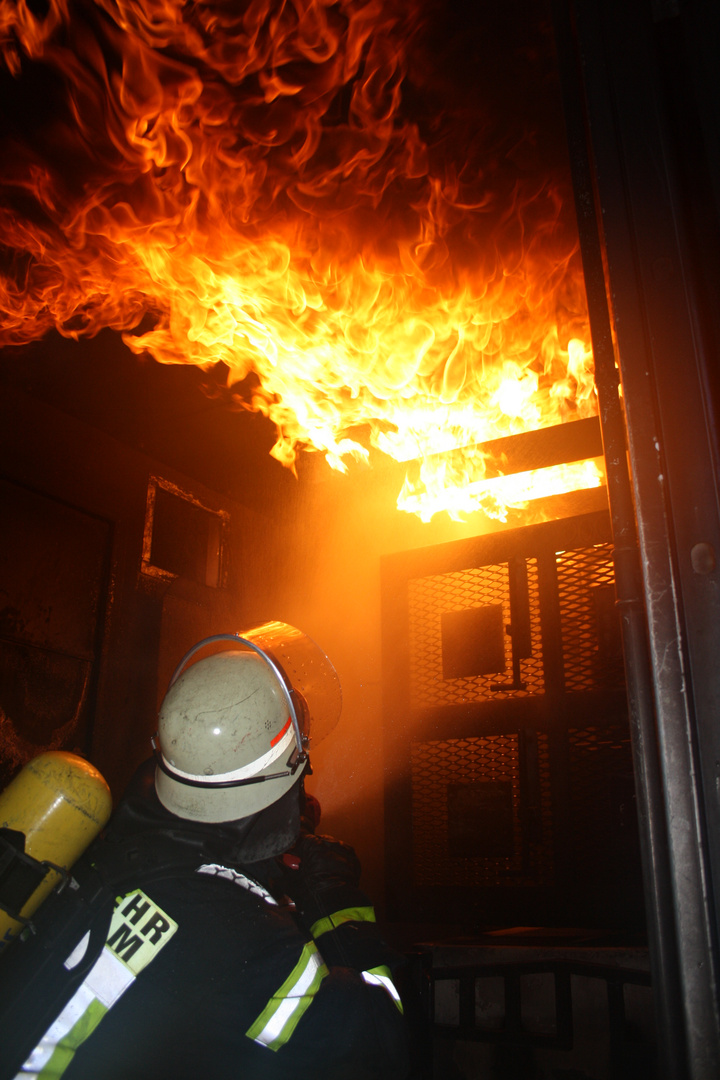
[143,480,226,588]
[441,605,506,679]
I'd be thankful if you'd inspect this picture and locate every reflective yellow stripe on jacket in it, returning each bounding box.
[18,890,178,1079]
[361,965,404,1012]
[246,941,328,1052]
[310,906,403,1016]
[309,905,376,940]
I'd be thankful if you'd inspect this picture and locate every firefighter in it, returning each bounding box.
[0,623,411,1080]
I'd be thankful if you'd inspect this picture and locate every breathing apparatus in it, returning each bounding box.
[0,752,112,955]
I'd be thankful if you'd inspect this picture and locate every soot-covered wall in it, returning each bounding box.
[0,372,278,800]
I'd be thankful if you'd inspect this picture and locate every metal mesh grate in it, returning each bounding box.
[567,727,638,874]
[410,734,554,888]
[535,734,554,879]
[408,560,544,708]
[556,544,624,691]
[385,514,638,922]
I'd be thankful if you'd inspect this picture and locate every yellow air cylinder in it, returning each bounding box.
[0,751,112,955]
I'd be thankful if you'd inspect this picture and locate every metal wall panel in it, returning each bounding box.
[0,478,111,786]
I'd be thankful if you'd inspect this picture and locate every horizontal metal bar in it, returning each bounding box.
[406,416,603,478]
[430,960,651,984]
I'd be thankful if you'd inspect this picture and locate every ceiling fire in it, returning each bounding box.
[0,0,600,520]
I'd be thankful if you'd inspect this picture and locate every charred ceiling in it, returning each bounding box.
[0,0,600,524]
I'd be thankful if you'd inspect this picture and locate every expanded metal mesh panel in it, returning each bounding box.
[384,514,641,923]
[408,560,544,708]
[535,735,554,875]
[567,727,637,870]
[556,543,623,691]
[410,734,554,888]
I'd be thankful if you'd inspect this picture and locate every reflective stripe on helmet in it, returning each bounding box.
[270,715,292,747]
[160,720,295,785]
[246,941,328,1052]
[361,966,404,1013]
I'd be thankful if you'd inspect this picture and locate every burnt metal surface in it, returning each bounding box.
[418,416,603,481]
[554,0,720,1076]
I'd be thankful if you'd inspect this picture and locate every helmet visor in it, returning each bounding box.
[241,621,342,746]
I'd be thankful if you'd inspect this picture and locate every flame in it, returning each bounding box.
[399,459,604,524]
[0,0,598,520]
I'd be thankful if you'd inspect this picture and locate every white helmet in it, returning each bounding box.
[152,622,342,823]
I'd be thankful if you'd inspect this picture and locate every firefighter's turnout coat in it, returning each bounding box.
[0,763,410,1080]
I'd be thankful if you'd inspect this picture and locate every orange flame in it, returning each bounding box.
[0,0,598,520]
